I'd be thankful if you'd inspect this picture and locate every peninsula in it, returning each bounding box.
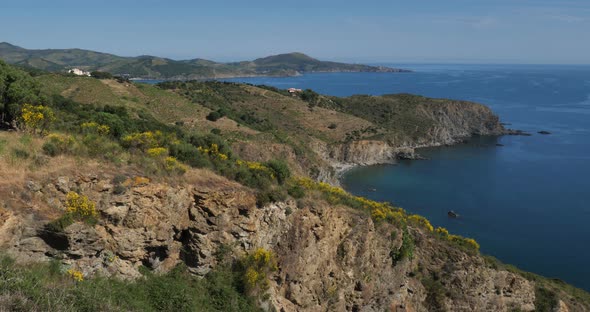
[0,42,410,79]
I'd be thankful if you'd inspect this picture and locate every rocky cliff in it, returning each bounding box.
[2,171,586,311]
[312,99,507,182]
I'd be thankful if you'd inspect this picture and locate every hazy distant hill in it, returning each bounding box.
[0,42,410,79]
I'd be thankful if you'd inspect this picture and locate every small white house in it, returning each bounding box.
[68,68,91,76]
[288,88,302,93]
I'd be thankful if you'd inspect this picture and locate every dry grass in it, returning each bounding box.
[180,167,244,191]
[0,131,124,217]
[230,85,377,142]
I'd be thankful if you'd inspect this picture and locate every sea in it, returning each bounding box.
[222,64,590,291]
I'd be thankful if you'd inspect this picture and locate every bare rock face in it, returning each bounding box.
[307,101,507,185]
[0,174,584,311]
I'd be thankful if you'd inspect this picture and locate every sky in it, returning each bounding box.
[1,0,589,64]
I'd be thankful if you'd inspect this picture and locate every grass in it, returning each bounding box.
[0,255,261,312]
[158,81,376,144]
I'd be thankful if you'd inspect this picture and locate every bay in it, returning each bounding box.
[225,64,590,291]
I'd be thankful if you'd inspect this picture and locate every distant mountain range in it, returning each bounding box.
[0,42,410,79]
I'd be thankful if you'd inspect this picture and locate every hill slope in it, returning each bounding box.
[0,42,410,79]
[1,61,588,311]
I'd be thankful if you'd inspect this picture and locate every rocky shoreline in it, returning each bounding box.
[326,133,511,186]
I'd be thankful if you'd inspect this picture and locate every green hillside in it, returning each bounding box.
[0,42,410,79]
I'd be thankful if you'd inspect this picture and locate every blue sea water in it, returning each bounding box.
[225,64,590,291]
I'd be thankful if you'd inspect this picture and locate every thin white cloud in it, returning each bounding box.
[432,16,500,29]
[545,14,586,23]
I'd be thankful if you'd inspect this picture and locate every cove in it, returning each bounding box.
[225,64,590,291]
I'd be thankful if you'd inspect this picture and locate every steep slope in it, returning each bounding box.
[2,168,588,311]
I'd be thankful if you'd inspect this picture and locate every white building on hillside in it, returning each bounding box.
[68,68,91,76]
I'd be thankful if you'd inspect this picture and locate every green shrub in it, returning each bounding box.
[287,184,305,199]
[113,184,127,195]
[12,148,30,159]
[256,189,287,207]
[0,254,262,312]
[391,227,414,264]
[112,174,128,185]
[90,71,113,79]
[235,167,273,191]
[535,287,558,311]
[0,139,6,155]
[422,275,447,311]
[42,141,59,156]
[45,213,74,233]
[42,133,76,156]
[206,110,225,122]
[264,159,291,185]
[169,142,208,167]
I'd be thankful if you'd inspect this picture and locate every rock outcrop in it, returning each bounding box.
[2,172,585,311]
[308,100,507,184]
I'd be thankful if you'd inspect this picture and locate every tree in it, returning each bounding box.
[0,60,44,128]
[206,109,227,122]
[90,71,113,79]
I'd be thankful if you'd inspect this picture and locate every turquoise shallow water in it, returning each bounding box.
[225,64,590,291]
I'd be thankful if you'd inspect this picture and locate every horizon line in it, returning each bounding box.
[2,41,589,67]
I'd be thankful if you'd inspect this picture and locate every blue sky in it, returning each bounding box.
[1,0,589,63]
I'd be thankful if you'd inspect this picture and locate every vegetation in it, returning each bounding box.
[0,254,262,312]
[46,191,98,232]
[296,177,480,253]
[391,227,415,263]
[0,60,46,128]
[435,227,480,252]
[238,248,278,299]
[19,103,55,134]
[3,59,588,310]
[421,275,447,311]
[0,43,406,79]
[90,71,113,79]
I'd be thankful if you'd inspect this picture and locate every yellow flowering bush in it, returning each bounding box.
[408,215,434,232]
[66,268,84,282]
[164,156,188,174]
[435,227,479,251]
[296,177,407,225]
[435,227,450,237]
[235,160,275,178]
[241,248,278,296]
[66,191,97,219]
[20,104,55,135]
[295,177,480,253]
[122,131,165,151]
[43,133,76,156]
[448,235,480,251]
[81,122,110,136]
[147,147,168,157]
[198,143,229,160]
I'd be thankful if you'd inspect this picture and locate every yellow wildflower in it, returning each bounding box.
[66,268,84,282]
